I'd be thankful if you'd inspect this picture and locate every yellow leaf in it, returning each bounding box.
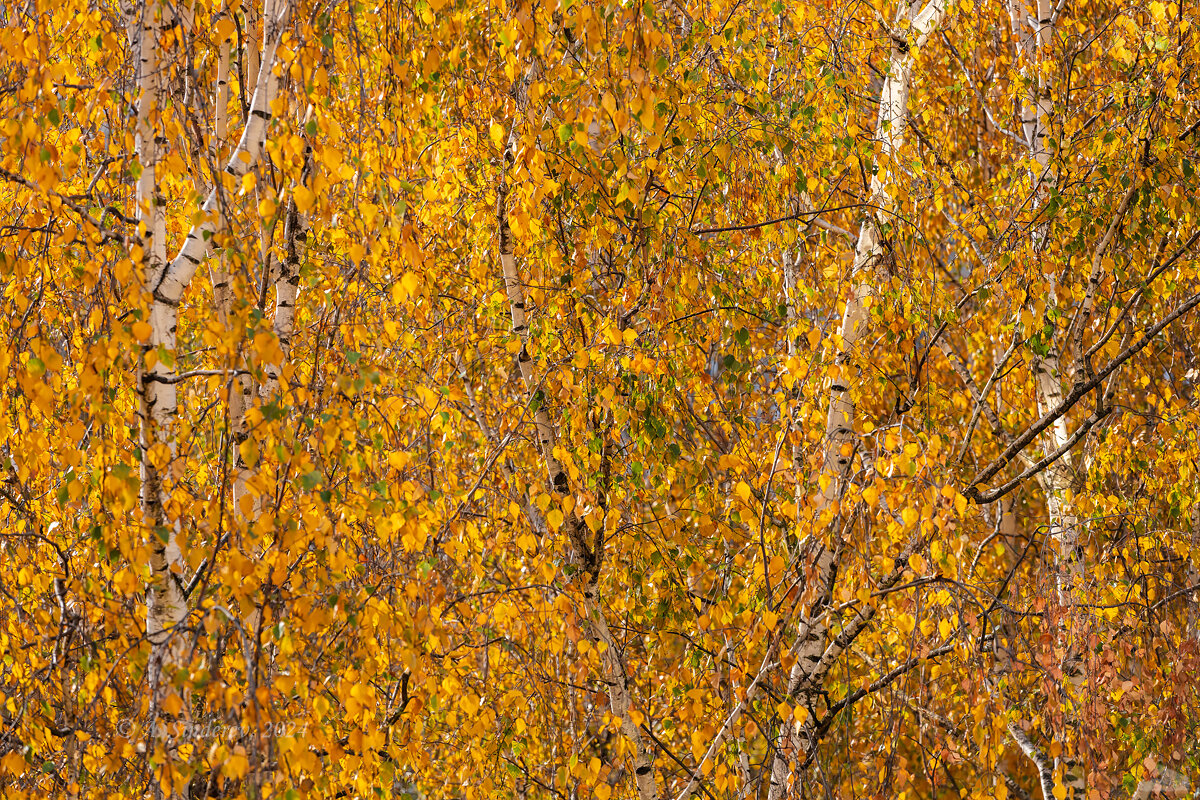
[225,748,249,779]
[401,271,420,298]
[489,121,505,149]
[769,555,784,578]
[736,481,752,503]
[162,692,182,716]
[239,439,259,468]
[322,147,343,171]
[2,751,27,776]
[459,694,481,715]
[132,321,152,342]
[213,15,236,42]
[294,185,315,213]
[253,331,283,364]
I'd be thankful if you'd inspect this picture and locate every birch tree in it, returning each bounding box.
[768,2,949,796]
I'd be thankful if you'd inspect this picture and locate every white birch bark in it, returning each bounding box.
[260,144,312,403]
[1007,2,1089,795]
[204,0,260,528]
[496,87,659,799]
[214,13,231,157]
[209,0,233,326]
[1008,723,1058,800]
[131,0,188,683]
[132,0,295,714]
[766,3,948,796]
[245,3,262,111]
[128,5,188,798]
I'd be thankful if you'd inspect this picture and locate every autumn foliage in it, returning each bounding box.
[2,0,1200,797]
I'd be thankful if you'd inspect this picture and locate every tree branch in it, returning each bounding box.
[964,287,1200,501]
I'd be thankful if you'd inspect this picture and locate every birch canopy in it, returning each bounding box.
[3,0,1200,797]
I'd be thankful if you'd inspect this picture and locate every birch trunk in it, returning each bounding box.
[766,3,948,796]
[213,6,231,158]
[128,4,188,798]
[260,142,313,403]
[132,0,295,744]
[244,4,262,113]
[495,94,659,799]
[206,6,257,525]
[1007,1,1088,795]
[131,0,188,694]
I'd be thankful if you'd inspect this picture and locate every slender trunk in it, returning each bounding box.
[132,0,188,695]
[260,142,313,403]
[766,3,948,796]
[214,6,231,156]
[129,4,187,798]
[244,4,261,111]
[205,7,250,521]
[133,0,295,726]
[1008,1,1088,795]
[495,96,659,800]
[993,497,1020,674]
